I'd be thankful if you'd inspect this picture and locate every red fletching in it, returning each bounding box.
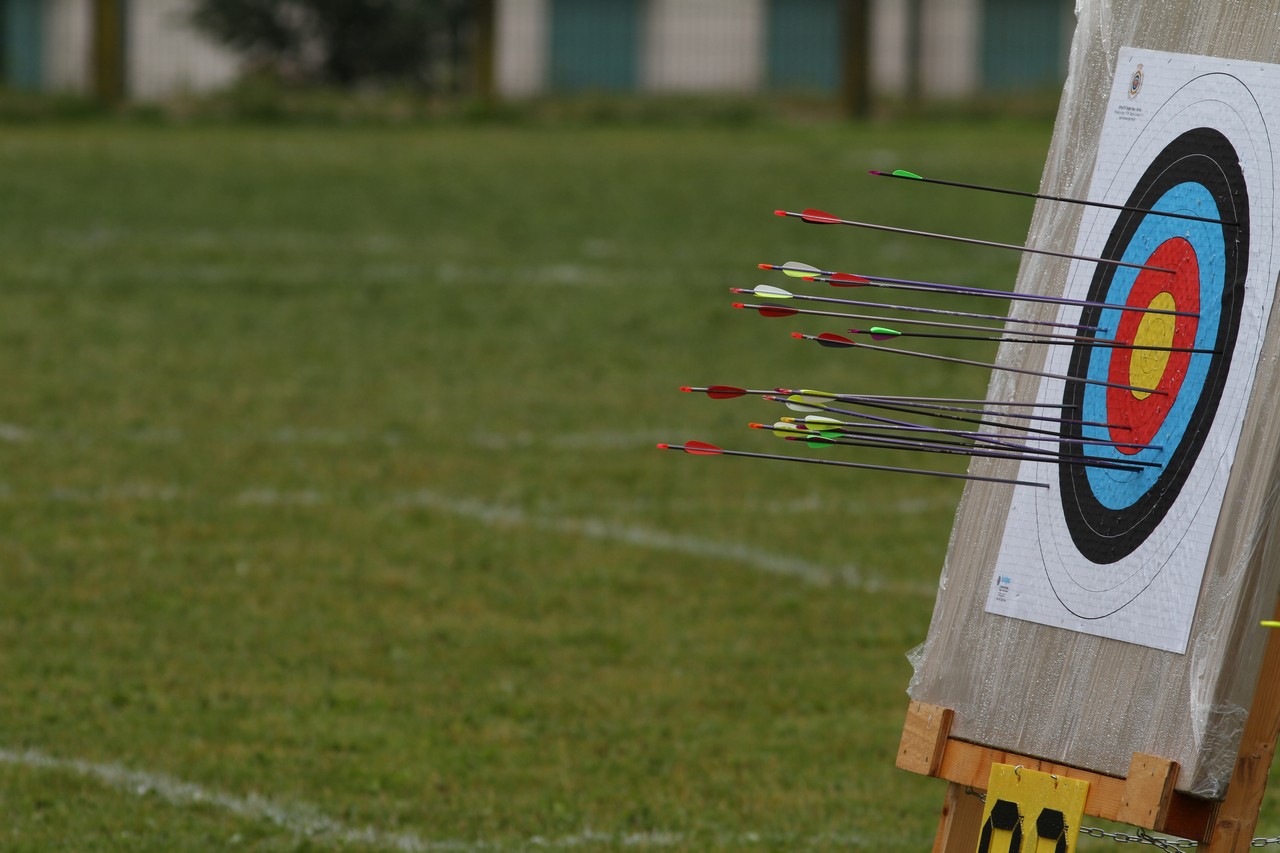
[827,272,870,286]
[800,208,841,224]
[816,333,857,348]
[706,385,747,399]
[683,440,724,455]
[757,305,796,318]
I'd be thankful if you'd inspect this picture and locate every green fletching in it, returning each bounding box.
[869,326,901,337]
[892,170,923,180]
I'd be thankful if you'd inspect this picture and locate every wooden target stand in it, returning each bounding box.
[897,597,1280,852]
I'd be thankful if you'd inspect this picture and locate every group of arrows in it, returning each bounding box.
[658,169,1214,489]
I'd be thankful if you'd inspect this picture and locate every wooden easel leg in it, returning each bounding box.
[933,781,985,853]
[1204,595,1280,852]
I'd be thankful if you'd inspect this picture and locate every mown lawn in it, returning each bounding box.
[3,115,1266,851]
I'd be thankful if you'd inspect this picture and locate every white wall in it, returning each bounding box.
[497,0,548,95]
[922,0,980,96]
[128,0,241,100]
[642,0,764,92]
[43,0,91,93]
[872,0,909,94]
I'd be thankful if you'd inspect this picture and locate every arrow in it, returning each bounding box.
[774,208,1177,275]
[792,332,1166,396]
[870,168,1236,226]
[756,421,1155,471]
[776,414,1155,455]
[684,385,1095,427]
[849,325,1218,354]
[765,395,1155,451]
[817,269,1196,319]
[657,440,1049,488]
[733,284,1101,332]
[734,302,1105,342]
[682,385,1032,406]
[679,384,779,399]
[776,388,1076,410]
[777,391,1126,432]
[761,261,1196,318]
[769,395,1087,445]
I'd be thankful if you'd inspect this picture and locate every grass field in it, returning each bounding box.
[1,114,1273,851]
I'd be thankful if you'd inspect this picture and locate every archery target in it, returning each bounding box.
[986,49,1278,653]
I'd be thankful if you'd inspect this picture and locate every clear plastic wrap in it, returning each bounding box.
[906,0,1280,799]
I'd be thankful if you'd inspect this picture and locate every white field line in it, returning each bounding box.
[0,747,461,851]
[0,747,685,850]
[396,490,934,595]
[0,748,872,849]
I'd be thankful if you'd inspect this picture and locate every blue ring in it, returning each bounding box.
[1078,182,1225,509]
[1057,127,1246,564]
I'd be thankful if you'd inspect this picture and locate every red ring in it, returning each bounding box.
[1106,237,1200,453]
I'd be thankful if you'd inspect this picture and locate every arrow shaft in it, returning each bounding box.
[870,170,1235,226]
[815,395,1124,431]
[815,271,1198,318]
[803,421,1154,455]
[795,333,1165,396]
[659,442,1049,489]
[880,329,1217,354]
[778,389,1075,410]
[736,302,1015,334]
[779,398,1150,451]
[772,395,1073,444]
[777,209,1176,275]
[737,288,1097,332]
[783,430,1152,471]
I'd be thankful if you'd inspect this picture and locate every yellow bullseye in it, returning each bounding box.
[1129,292,1178,400]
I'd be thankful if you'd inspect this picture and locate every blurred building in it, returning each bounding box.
[498,0,1073,98]
[0,0,1070,101]
[0,0,237,99]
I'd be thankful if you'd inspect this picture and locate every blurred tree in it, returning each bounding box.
[191,0,472,88]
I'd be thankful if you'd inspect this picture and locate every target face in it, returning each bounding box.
[986,49,1278,653]
[1059,126,1247,563]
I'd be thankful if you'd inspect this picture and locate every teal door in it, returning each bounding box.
[767,0,841,93]
[2,0,42,89]
[549,0,641,91]
[981,0,1069,90]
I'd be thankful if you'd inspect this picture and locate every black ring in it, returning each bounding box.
[1058,127,1248,565]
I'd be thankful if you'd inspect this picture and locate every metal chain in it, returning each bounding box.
[1075,825,1280,848]
[1078,826,1198,850]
